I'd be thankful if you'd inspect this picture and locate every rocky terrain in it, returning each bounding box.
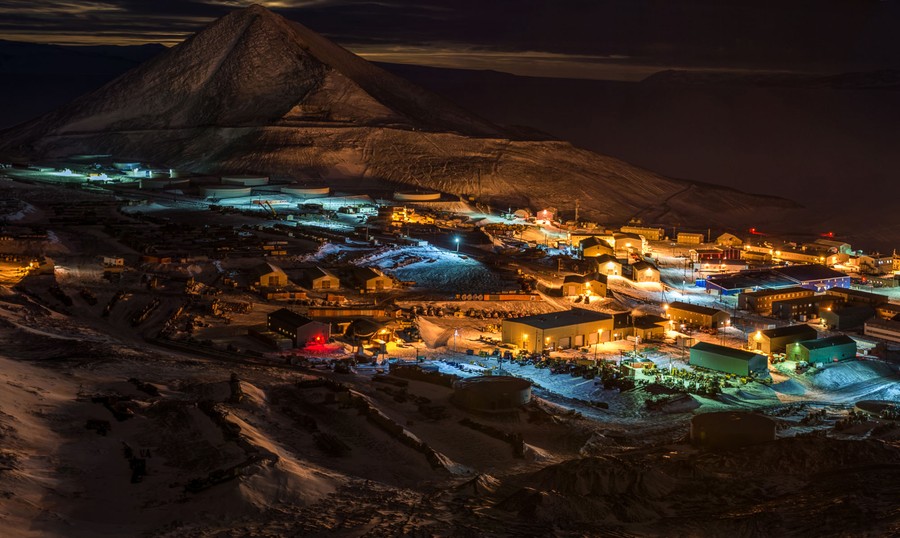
[0,5,794,230]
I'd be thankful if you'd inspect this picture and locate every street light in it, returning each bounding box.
[453,329,459,352]
[594,329,603,364]
[454,237,460,253]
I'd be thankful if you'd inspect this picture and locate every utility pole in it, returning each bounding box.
[574,199,580,226]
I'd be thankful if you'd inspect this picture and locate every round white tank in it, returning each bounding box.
[281,185,331,198]
[394,191,441,201]
[200,185,252,199]
[221,175,269,187]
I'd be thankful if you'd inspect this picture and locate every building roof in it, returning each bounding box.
[306,266,338,280]
[825,287,888,303]
[269,308,314,327]
[707,270,798,291]
[594,254,619,265]
[692,341,762,361]
[563,273,607,284]
[509,308,612,329]
[796,334,856,351]
[667,301,725,317]
[352,266,387,281]
[760,324,818,339]
[635,314,668,329]
[581,236,612,250]
[632,260,659,272]
[251,261,285,277]
[615,232,642,240]
[772,264,847,283]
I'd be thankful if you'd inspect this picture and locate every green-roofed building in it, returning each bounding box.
[786,335,857,364]
[690,341,768,376]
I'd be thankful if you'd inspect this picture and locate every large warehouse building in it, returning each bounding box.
[786,335,857,364]
[502,308,613,353]
[706,264,850,295]
[689,342,768,376]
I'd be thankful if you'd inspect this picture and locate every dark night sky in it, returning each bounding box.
[2,0,899,79]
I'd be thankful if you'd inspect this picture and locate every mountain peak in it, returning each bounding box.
[0,5,505,137]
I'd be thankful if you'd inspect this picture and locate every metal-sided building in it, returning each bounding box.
[749,324,818,354]
[267,308,330,348]
[786,335,856,364]
[770,295,837,321]
[739,286,815,315]
[561,273,608,298]
[502,308,613,353]
[595,254,623,276]
[580,236,615,258]
[630,260,660,283]
[677,232,705,245]
[690,342,767,376]
[302,266,340,290]
[666,301,730,329]
[820,304,876,331]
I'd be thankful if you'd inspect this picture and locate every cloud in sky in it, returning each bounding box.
[0,0,898,76]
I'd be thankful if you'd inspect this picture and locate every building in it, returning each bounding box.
[706,265,850,296]
[677,232,705,245]
[691,248,723,263]
[665,301,730,329]
[501,308,614,353]
[595,254,623,276]
[739,286,815,315]
[580,236,614,258]
[561,273,608,298]
[772,264,850,292]
[820,304,875,331]
[749,324,818,355]
[251,262,288,287]
[786,335,856,364]
[825,287,889,308]
[690,342,767,376]
[620,225,664,241]
[875,302,900,321]
[302,266,340,290]
[771,295,836,321]
[716,233,744,248]
[864,318,900,343]
[614,232,645,254]
[630,260,660,283]
[813,238,853,255]
[697,259,749,274]
[854,254,895,275]
[351,267,393,292]
[267,308,330,347]
[100,256,124,267]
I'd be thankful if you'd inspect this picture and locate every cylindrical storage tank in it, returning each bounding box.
[690,412,775,449]
[221,175,269,187]
[148,170,169,179]
[281,185,331,198]
[451,376,531,412]
[199,185,252,199]
[394,191,441,201]
[141,178,190,190]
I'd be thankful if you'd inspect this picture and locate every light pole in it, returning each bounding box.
[594,329,602,364]
[454,237,460,253]
[453,329,458,352]
[720,319,730,346]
